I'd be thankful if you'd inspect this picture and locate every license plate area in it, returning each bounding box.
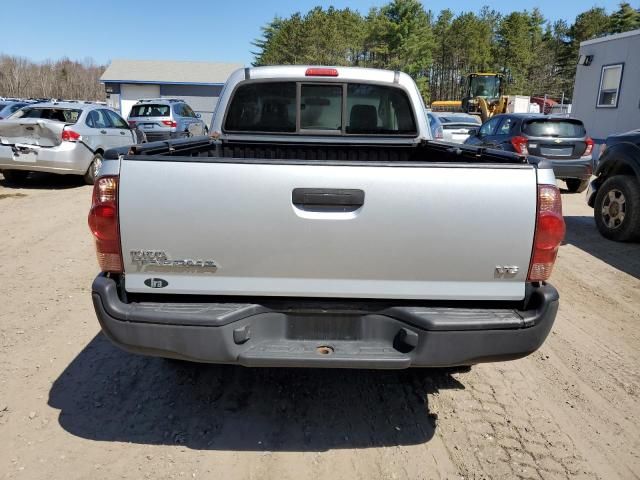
[14,146,38,163]
[286,314,362,341]
[540,146,573,157]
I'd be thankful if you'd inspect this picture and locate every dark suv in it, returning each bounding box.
[465,114,593,193]
[587,129,640,242]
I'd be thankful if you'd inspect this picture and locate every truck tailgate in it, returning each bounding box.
[118,159,537,301]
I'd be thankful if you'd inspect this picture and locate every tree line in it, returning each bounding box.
[252,1,640,102]
[0,55,106,101]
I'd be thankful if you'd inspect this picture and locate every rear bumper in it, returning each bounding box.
[0,142,92,174]
[548,157,592,180]
[92,275,559,369]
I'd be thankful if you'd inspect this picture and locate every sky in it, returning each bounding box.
[1,0,625,66]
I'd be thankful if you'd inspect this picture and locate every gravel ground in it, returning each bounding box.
[0,172,638,480]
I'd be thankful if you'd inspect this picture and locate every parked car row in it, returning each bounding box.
[0,97,206,184]
[0,99,38,119]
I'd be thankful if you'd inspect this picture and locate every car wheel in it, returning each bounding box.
[83,153,103,185]
[565,178,589,193]
[594,175,640,242]
[2,170,30,185]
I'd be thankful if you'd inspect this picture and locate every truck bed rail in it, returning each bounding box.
[105,137,534,166]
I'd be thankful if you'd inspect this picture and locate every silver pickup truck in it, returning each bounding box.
[89,66,564,369]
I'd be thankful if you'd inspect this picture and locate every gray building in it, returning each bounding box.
[100,59,243,125]
[572,29,640,141]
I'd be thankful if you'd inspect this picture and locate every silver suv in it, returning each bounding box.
[127,99,207,142]
[0,102,136,184]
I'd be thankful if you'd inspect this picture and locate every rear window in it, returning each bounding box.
[523,119,586,138]
[130,104,171,117]
[225,83,296,132]
[224,81,416,135]
[437,115,481,125]
[11,107,81,124]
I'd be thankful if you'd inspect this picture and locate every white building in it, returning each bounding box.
[572,29,640,141]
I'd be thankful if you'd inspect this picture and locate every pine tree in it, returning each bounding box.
[609,2,640,33]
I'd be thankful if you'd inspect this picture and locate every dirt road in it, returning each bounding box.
[1,173,638,480]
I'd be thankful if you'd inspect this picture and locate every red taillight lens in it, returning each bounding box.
[88,176,122,273]
[61,129,81,142]
[511,136,528,155]
[528,185,565,282]
[583,137,594,157]
[128,120,136,127]
[305,68,339,77]
[161,120,177,127]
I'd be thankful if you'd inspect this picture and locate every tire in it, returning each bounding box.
[594,175,640,242]
[565,178,589,193]
[83,153,103,185]
[2,170,29,185]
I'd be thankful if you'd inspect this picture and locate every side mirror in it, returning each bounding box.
[468,127,479,137]
[196,113,202,118]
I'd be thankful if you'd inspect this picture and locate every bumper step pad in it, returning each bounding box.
[239,340,411,369]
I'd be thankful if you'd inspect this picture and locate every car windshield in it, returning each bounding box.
[523,119,586,138]
[11,107,81,124]
[130,104,171,117]
[436,115,481,124]
[469,76,501,99]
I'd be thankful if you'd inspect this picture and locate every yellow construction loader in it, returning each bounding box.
[431,73,508,122]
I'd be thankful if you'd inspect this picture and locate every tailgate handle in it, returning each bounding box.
[292,188,364,211]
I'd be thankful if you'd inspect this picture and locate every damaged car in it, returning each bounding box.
[0,102,136,185]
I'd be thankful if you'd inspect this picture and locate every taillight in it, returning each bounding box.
[161,120,177,127]
[582,137,594,157]
[88,176,123,273]
[511,136,528,155]
[62,129,82,142]
[305,68,339,77]
[528,185,565,282]
[128,120,136,127]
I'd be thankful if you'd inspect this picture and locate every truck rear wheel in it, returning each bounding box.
[2,170,30,185]
[565,178,589,193]
[594,175,640,242]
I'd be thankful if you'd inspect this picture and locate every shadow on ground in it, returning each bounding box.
[564,215,640,280]
[0,172,85,190]
[48,334,464,451]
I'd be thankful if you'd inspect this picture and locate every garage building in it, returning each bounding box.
[100,59,243,125]
[572,29,640,140]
